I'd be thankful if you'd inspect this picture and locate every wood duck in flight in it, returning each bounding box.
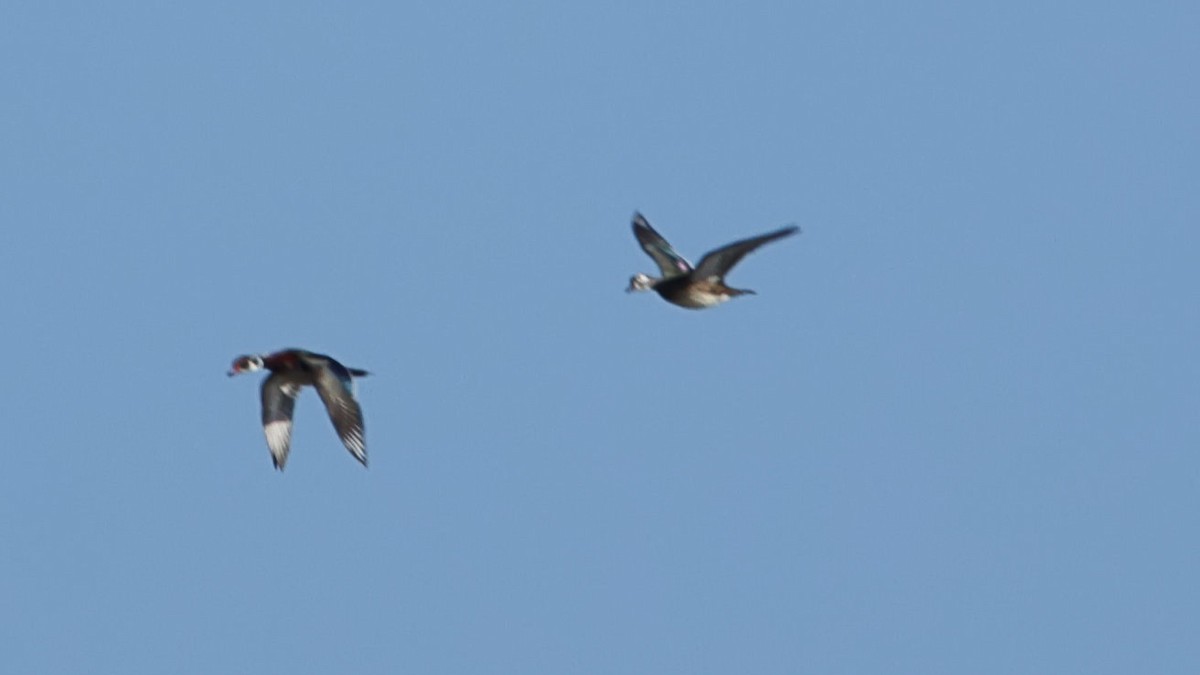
[626,212,800,309]
[228,348,369,470]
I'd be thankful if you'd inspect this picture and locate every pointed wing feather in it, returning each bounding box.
[693,225,799,280]
[312,360,368,467]
[260,374,301,470]
[632,213,693,277]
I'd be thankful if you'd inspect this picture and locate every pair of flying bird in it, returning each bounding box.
[229,213,800,470]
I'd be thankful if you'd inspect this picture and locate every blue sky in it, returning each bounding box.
[1,1,1197,672]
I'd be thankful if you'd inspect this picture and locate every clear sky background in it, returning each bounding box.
[1,2,1197,673]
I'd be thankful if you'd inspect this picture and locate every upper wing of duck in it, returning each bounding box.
[632,213,693,278]
[260,373,301,470]
[312,360,368,467]
[693,225,799,280]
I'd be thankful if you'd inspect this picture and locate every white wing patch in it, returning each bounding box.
[681,289,732,308]
[264,420,293,467]
[343,430,366,463]
[339,399,367,464]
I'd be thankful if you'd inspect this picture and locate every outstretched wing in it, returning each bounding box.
[693,225,799,281]
[632,213,693,278]
[260,373,301,470]
[312,360,368,467]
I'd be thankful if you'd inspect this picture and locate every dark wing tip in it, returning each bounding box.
[632,212,650,232]
[749,224,801,249]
